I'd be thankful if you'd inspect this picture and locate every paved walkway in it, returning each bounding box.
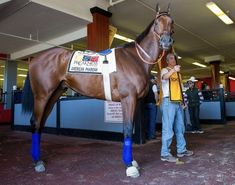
[0,122,235,185]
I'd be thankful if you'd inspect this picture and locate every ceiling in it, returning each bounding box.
[0,0,235,84]
[108,0,235,79]
[0,0,90,56]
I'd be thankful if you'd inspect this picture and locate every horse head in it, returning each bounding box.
[153,4,174,50]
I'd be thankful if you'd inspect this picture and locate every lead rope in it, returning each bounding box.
[172,47,184,105]
[135,42,165,65]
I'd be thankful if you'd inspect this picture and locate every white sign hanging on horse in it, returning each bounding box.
[104,101,123,123]
[68,49,116,74]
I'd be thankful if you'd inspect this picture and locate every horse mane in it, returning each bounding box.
[123,20,154,48]
[122,12,171,48]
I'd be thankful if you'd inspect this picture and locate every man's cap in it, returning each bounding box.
[187,76,197,83]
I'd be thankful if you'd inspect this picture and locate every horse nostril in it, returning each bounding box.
[162,31,171,36]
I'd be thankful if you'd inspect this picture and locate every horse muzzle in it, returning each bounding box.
[159,33,174,50]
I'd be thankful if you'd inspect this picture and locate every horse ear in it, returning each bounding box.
[167,3,171,13]
[156,3,160,14]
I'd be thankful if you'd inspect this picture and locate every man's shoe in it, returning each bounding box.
[185,130,194,133]
[161,155,178,162]
[177,150,194,158]
[197,130,204,134]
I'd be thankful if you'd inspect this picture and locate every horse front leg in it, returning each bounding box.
[121,96,140,178]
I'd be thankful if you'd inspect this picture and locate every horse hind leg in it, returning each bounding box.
[31,82,67,172]
[30,97,48,172]
[41,81,68,126]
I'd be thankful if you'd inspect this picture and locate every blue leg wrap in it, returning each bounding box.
[122,138,133,166]
[31,133,40,162]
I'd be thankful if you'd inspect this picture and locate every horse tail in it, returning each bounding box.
[22,73,34,114]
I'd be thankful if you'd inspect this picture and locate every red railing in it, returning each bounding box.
[0,92,11,123]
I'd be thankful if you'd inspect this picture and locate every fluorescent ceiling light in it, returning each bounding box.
[206,2,234,25]
[114,34,134,42]
[192,62,207,68]
[219,70,224,74]
[0,78,3,81]
[18,68,28,71]
[0,1,11,4]
[229,76,235,80]
[18,74,27,77]
[151,70,158,74]
[0,74,3,76]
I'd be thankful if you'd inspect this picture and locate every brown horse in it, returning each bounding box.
[22,6,174,178]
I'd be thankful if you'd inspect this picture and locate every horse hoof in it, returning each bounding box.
[126,166,140,178]
[34,160,45,172]
[132,160,140,169]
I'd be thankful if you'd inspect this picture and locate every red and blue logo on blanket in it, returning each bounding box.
[68,49,116,74]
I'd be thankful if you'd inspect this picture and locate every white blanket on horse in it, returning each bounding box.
[68,49,116,74]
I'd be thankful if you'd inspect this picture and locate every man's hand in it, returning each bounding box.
[174,65,181,72]
[181,103,187,109]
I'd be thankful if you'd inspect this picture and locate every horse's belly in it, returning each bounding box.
[65,74,106,98]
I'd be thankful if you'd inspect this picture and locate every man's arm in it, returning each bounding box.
[152,85,159,103]
[162,65,181,80]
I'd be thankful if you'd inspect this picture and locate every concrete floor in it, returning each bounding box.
[0,122,235,185]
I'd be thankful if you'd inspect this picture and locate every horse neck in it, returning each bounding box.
[138,31,160,73]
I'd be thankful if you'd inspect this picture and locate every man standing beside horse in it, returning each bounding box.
[160,53,193,162]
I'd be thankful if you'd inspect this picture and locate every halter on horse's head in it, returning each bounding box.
[153,4,174,50]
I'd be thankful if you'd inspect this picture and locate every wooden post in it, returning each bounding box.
[87,7,112,52]
[210,61,220,89]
